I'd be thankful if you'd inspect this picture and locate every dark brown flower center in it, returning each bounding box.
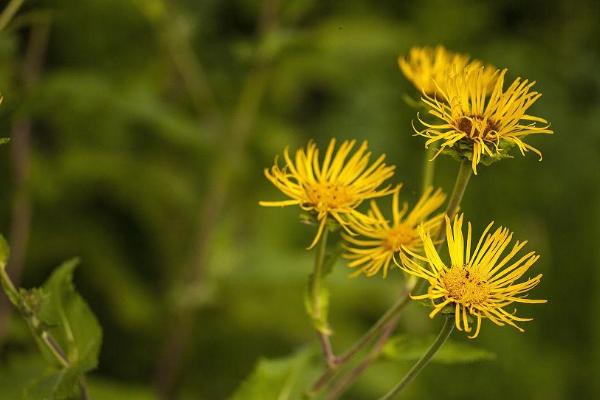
[457,116,499,139]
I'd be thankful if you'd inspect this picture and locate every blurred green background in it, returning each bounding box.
[0,0,598,399]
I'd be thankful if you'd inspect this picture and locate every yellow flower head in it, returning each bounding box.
[260,139,395,249]
[400,214,546,339]
[399,45,497,96]
[343,185,446,278]
[417,67,553,174]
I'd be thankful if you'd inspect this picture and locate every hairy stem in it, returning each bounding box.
[377,316,454,400]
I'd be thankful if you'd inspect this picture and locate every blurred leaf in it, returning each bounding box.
[88,378,155,400]
[0,352,83,400]
[0,353,47,399]
[383,335,496,364]
[38,259,103,375]
[24,368,81,400]
[230,348,317,400]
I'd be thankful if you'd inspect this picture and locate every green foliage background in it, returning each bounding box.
[0,0,599,398]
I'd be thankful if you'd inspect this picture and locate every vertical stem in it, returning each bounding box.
[421,144,437,193]
[377,316,454,400]
[154,2,281,396]
[310,228,329,321]
[444,160,472,223]
[0,17,51,348]
[309,228,336,367]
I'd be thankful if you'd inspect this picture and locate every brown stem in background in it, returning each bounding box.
[0,18,51,347]
[159,0,222,130]
[153,1,280,397]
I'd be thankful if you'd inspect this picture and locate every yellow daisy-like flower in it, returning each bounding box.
[400,214,546,339]
[399,45,497,96]
[342,185,446,278]
[417,67,553,174]
[260,139,395,249]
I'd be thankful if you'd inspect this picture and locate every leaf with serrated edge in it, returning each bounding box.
[32,259,103,397]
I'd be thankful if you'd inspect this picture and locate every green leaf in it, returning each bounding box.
[87,378,155,400]
[304,273,331,335]
[231,348,318,400]
[24,368,81,400]
[0,137,9,145]
[383,335,496,364]
[0,353,48,400]
[38,259,102,376]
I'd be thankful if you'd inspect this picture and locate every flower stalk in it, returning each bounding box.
[421,143,437,193]
[377,315,454,400]
[307,228,337,367]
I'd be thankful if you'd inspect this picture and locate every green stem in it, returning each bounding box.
[377,316,454,400]
[308,228,336,367]
[311,228,329,317]
[338,159,471,362]
[0,0,24,31]
[0,264,18,302]
[311,159,473,397]
[421,143,437,192]
[443,159,472,226]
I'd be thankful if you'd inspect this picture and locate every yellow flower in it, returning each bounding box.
[342,185,446,278]
[400,214,546,338]
[399,45,497,96]
[417,67,553,174]
[260,139,395,249]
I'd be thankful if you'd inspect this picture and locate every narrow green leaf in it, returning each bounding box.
[303,274,331,335]
[383,335,496,364]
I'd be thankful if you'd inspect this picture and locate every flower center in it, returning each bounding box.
[306,182,354,211]
[442,266,489,305]
[456,116,499,140]
[385,224,418,251]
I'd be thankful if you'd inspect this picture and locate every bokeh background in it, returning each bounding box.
[0,0,599,399]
